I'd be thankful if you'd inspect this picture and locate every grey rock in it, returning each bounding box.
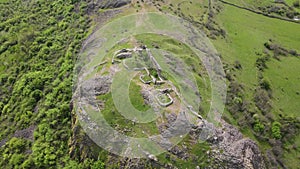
[81,76,111,97]
[203,120,266,169]
[89,0,131,10]
[116,52,132,59]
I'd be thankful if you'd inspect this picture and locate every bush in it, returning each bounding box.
[260,78,271,91]
[234,60,242,70]
[91,160,105,169]
[293,1,300,8]
[256,56,269,71]
[226,81,246,117]
[0,102,4,113]
[0,74,8,85]
[254,120,265,133]
[9,154,25,166]
[254,88,272,114]
[30,89,43,101]
[286,11,295,19]
[272,121,282,139]
[7,137,27,153]
[289,49,298,56]
[21,157,34,169]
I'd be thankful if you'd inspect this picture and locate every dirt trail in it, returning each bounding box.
[219,0,300,24]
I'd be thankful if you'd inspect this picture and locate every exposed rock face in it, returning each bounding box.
[88,0,131,10]
[141,89,152,105]
[75,75,266,168]
[204,120,266,169]
[70,75,112,161]
[80,76,111,96]
[98,0,130,9]
[0,125,35,148]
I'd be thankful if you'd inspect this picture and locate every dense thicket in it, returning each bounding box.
[0,0,104,168]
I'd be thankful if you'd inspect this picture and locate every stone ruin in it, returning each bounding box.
[112,46,176,108]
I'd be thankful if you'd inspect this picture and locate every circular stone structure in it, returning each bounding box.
[73,12,226,158]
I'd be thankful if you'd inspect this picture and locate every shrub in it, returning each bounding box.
[91,160,105,169]
[21,157,34,169]
[256,56,269,71]
[254,120,265,133]
[9,154,25,166]
[293,1,300,8]
[0,74,8,85]
[272,121,282,139]
[289,49,298,56]
[0,102,4,113]
[260,78,271,91]
[286,11,295,19]
[30,89,43,101]
[234,60,242,70]
[254,88,272,114]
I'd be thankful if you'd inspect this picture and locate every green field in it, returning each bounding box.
[213,3,300,168]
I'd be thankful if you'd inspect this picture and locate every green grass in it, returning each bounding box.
[263,57,300,117]
[226,0,273,8]
[135,33,211,112]
[140,74,152,82]
[213,3,300,168]
[214,2,300,105]
[96,93,159,137]
[156,93,172,103]
[88,29,215,163]
[282,135,300,167]
[129,80,151,111]
[156,135,212,168]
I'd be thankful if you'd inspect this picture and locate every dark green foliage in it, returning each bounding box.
[226,80,248,118]
[271,121,282,139]
[259,78,271,91]
[233,60,242,70]
[293,1,300,8]
[91,160,105,169]
[129,81,151,111]
[149,68,159,78]
[0,0,102,168]
[255,55,270,71]
[64,159,105,169]
[0,137,31,168]
[254,88,272,115]
[253,119,265,133]
[280,115,300,143]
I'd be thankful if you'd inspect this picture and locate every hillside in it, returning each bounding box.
[0,0,299,168]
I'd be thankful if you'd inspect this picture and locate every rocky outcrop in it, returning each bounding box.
[70,75,112,161]
[0,125,35,148]
[203,120,266,169]
[80,76,111,96]
[98,0,130,9]
[87,0,131,10]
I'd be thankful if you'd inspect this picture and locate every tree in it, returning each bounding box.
[254,120,265,133]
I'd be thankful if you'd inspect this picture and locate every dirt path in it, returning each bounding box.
[219,0,300,24]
